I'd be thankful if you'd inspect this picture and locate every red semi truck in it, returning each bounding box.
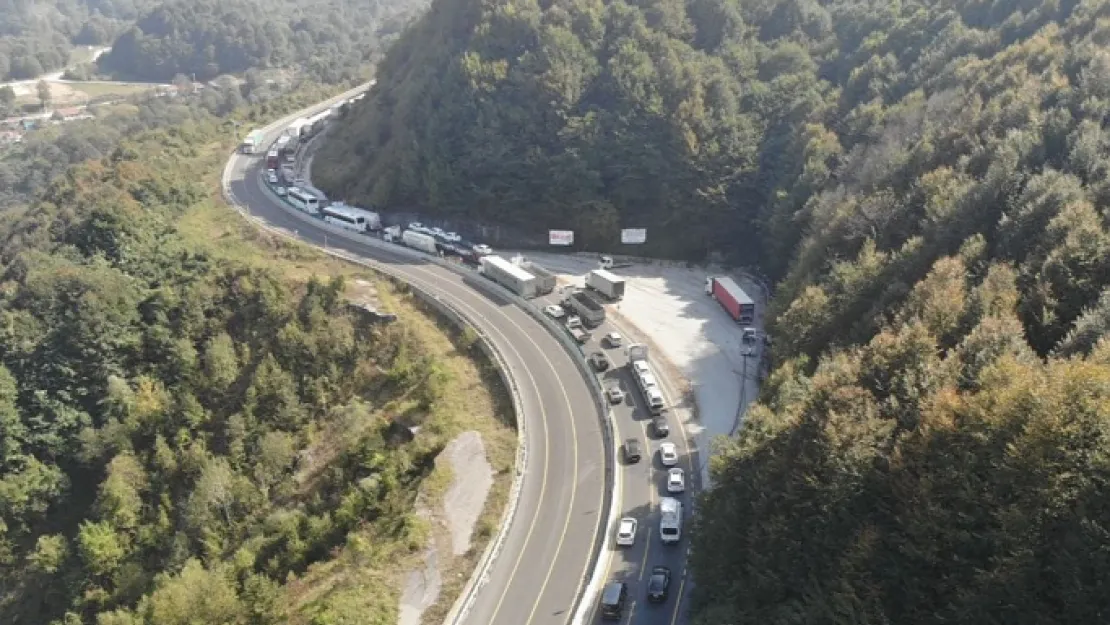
[706,276,755,324]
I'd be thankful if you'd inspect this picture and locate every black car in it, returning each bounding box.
[589,351,610,371]
[652,414,670,438]
[647,566,672,603]
[624,438,642,464]
[600,581,628,620]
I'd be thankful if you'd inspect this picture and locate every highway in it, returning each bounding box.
[224,89,611,625]
[533,289,695,625]
[223,86,695,625]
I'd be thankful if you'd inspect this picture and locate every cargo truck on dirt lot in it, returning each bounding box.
[480,255,538,298]
[562,290,606,327]
[586,269,626,300]
[706,276,755,324]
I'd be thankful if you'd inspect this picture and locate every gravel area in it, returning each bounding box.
[398,431,492,625]
[510,252,767,473]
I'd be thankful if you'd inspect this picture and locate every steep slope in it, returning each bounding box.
[318,0,1110,622]
[313,0,761,258]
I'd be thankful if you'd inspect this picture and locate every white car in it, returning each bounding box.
[544,305,565,319]
[615,517,637,546]
[275,186,287,197]
[473,244,492,255]
[267,172,278,184]
[604,332,623,348]
[659,442,678,467]
[667,468,685,493]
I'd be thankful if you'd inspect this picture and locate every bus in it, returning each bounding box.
[286,187,320,214]
[322,203,380,233]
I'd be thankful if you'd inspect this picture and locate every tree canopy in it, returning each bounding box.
[314,0,1110,620]
[97,0,428,84]
[0,94,505,624]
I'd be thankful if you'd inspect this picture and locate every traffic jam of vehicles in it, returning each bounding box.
[243,104,762,622]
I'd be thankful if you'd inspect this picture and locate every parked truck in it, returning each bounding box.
[480,255,538,299]
[706,276,755,324]
[402,230,439,255]
[562,290,606,327]
[566,315,591,344]
[586,269,626,300]
[522,261,557,295]
[382,225,402,243]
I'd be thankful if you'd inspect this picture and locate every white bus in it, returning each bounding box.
[286,187,320,214]
[322,203,380,233]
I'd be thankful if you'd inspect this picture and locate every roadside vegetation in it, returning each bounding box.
[0,88,514,625]
[316,0,1110,620]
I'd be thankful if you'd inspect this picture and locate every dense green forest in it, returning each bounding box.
[0,0,157,81]
[0,91,512,623]
[97,0,429,84]
[316,0,1110,620]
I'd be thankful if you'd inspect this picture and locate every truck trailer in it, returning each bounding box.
[240,129,265,154]
[706,276,755,324]
[480,255,538,299]
[562,290,606,327]
[402,230,439,255]
[522,261,557,295]
[586,269,626,300]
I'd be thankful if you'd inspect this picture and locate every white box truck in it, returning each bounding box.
[586,269,626,300]
[522,261,557,295]
[480,255,538,298]
[659,497,682,544]
[402,230,439,254]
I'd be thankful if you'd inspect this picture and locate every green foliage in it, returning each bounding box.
[324,0,1110,619]
[97,0,428,84]
[0,94,463,624]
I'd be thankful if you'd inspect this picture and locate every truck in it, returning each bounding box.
[659,497,682,544]
[566,316,591,344]
[479,255,538,299]
[562,290,606,327]
[265,149,280,169]
[284,118,309,140]
[402,230,439,255]
[240,129,265,154]
[382,225,402,243]
[586,269,626,300]
[626,343,665,414]
[600,255,633,270]
[706,276,755,324]
[522,261,557,295]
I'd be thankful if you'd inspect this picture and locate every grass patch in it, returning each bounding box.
[68,81,156,99]
[177,135,518,623]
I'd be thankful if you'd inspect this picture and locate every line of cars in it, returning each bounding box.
[542,291,686,621]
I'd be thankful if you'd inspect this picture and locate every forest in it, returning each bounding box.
[316,0,1110,621]
[0,90,511,623]
[96,0,429,84]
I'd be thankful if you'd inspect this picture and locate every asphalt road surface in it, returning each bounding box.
[536,291,695,625]
[225,98,611,625]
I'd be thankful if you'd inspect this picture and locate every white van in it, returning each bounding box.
[660,497,682,544]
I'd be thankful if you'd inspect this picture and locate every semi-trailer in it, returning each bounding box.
[562,290,606,327]
[522,261,557,295]
[240,129,265,154]
[479,255,538,299]
[586,269,626,300]
[401,230,439,255]
[706,276,755,324]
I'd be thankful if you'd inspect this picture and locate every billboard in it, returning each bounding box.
[549,230,574,246]
[621,228,647,244]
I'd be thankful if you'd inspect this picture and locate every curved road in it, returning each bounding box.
[224,90,611,625]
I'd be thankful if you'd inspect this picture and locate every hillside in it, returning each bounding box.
[0,98,514,624]
[97,0,428,84]
[314,0,1110,621]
